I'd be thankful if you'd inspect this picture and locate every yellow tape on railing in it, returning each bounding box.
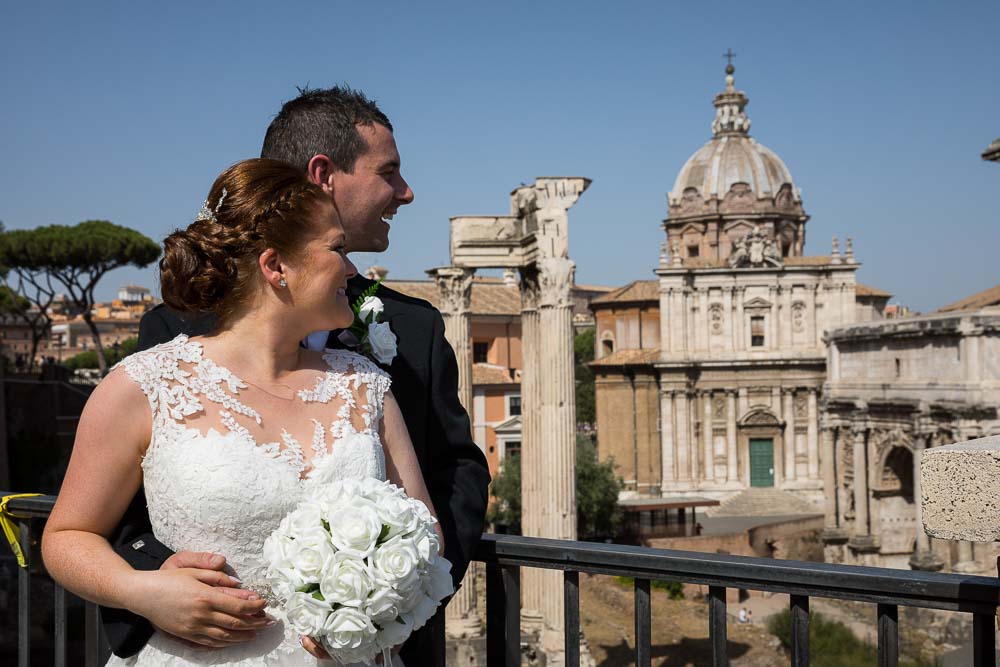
[1,493,43,568]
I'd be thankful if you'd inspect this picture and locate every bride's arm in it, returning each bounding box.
[41,368,270,647]
[380,390,445,553]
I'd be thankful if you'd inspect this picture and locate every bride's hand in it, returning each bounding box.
[125,568,273,648]
[300,636,331,659]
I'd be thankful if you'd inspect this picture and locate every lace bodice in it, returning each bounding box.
[109,334,394,666]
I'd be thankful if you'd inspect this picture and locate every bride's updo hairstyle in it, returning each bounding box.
[160,158,328,323]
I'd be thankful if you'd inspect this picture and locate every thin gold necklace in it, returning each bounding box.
[240,377,299,402]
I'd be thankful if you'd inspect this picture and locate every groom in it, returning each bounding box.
[102,87,491,664]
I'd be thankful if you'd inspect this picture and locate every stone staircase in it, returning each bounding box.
[705,488,821,517]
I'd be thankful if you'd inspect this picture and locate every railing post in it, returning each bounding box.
[54,583,67,667]
[973,612,996,667]
[564,570,580,667]
[85,602,102,667]
[634,578,651,667]
[502,565,520,667]
[790,594,809,667]
[18,517,31,667]
[709,585,728,667]
[877,603,898,667]
[485,562,521,667]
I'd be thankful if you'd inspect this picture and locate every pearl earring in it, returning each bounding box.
[278,278,287,288]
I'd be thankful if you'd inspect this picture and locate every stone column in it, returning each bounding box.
[517,267,545,632]
[807,389,819,480]
[660,390,675,487]
[782,285,793,348]
[698,288,709,352]
[909,434,943,570]
[726,391,738,483]
[848,425,876,550]
[429,267,475,414]
[783,389,796,482]
[675,391,690,482]
[536,256,578,651]
[702,392,714,482]
[735,287,746,351]
[821,427,838,530]
[723,287,734,353]
[954,541,978,573]
[768,285,778,348]
[429,266,481,638]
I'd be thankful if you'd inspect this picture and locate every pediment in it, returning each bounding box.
[743,297,772,309]
[738,407,781,427]
[678,221,706,235]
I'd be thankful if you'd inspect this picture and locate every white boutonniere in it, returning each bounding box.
[349,280,397,365]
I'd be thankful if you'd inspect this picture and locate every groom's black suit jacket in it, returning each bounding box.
[102,275,491,662]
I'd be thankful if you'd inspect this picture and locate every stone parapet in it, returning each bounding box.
[921,435,1000,542]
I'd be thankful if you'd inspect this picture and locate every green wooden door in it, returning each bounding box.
[749,439,775,487]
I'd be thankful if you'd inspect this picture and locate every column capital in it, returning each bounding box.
[537,257,575,308]
[428,266,475,316]
[518,266,541,311]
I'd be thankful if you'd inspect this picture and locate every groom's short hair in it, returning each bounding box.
[260,85,393,175]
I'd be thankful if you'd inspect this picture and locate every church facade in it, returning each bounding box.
[593,66,887,508]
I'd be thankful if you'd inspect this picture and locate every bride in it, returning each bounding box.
[42,158,439,665]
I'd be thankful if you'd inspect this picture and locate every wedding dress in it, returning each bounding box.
[106,334,402,667]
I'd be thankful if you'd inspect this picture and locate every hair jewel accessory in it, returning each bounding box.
[195,187,228,223]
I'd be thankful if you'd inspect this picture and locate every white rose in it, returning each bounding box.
[288,526,334,581]
[375,493,418,540]
[377,612,414,650]
[423,555,454,602]
[412,526,440,561]
[364,585,404,625]
[319,555,374,608]
[371,535,421,589]
[287,501,324,535]
[285,591,332,636]
[327,505,382,559]
[320,607,378,661]
[367,321,397,364]
[358,296,384,324]
[408,592,440,630]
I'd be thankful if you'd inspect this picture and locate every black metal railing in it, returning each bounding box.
[475,533,1000,667]
[5,493,999,666]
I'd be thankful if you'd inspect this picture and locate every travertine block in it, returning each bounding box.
[921,436,1000,542]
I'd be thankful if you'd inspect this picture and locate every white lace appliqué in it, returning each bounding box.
[109,334,393,666]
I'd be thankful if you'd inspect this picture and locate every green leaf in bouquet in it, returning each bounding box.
[311,591,326,601]
[297,583,321,594]
[377,524,391,544]
[321,519,330,532]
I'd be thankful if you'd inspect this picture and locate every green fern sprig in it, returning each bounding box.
[352,278,383,315]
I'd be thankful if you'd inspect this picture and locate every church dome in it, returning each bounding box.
[667,66,802,209]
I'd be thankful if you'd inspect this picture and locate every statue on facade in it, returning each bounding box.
[728,225,782,268]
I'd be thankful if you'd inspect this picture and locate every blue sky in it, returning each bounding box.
[2,1,997,312]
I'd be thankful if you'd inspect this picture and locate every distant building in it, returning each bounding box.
[822,288,1000,574]
[591,65,887,509]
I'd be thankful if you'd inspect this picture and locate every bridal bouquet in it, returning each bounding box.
[263,478,453,664]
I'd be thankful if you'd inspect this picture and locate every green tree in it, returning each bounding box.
[0,223,58,370]
[486,453,521,534]
[575,328,596,425]
[767,609,939,667]
[576,437,623,539]
[0,221,160,374]
[487,438,623,540]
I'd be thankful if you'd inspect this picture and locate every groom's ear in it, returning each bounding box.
[306,154,335,197]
